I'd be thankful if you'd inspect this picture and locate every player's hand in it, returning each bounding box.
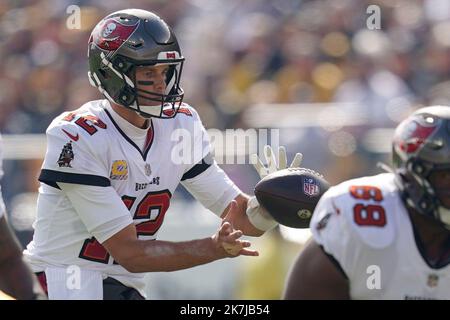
[213,201,259,257]
[246,146,303,231]
[251,145,303,179]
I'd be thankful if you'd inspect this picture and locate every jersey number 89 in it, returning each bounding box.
[350,186,386,227]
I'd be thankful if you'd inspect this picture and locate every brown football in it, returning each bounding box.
[254,168,330,228]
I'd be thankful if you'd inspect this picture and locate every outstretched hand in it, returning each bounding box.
[251,145,303,179]
[244,145,304,232]
[214,201,259,257]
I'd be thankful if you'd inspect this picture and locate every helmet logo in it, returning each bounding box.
[91,18,139,51]
[396,118,437,154]
[102,22,117,38]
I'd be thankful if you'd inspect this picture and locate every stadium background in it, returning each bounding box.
[1,0,449,299]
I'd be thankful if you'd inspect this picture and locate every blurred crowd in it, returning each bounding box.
[1,0,450,131]
[1,0,450,299]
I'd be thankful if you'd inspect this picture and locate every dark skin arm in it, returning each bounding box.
[0,216,46,300]
[283,238,350,300]
[220,194,265,237]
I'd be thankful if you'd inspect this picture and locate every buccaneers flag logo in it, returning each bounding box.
[58,142,75,168]
[395,117,437,154]
[90,18,139,51]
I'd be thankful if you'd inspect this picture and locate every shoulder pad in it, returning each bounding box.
[50,102,108,136]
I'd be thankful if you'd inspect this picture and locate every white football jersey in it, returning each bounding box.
[0,134,5,219]
[311,173,450,300]
[24,99,237,297]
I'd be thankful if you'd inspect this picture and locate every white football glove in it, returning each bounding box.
[251,145,303,179]
[247,145,303,231]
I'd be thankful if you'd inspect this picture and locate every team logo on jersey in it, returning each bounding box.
[427,274,439,288]
[110,160,128,180]
[57,142,74,168]
[135,177,160,191]
[303,178,320,197]
[145,163,152,176]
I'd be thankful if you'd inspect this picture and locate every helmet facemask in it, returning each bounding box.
[398,161,450,228]
[428,167,450,228]
[89,53,184,119]
[132,61,185,119]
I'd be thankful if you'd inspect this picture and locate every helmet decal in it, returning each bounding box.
[90,18,139,52]
[395,118,437,154]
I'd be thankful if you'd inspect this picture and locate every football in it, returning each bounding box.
[254,168,330,228]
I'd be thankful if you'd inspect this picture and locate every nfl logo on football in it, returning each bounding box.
[303,178,320,197]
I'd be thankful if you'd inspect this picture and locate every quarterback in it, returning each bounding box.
[24,9,300,300]
[284,106,450,300]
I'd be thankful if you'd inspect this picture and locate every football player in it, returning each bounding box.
[0,135,45,300]
[24,9,301,300]
[284,106,450,300]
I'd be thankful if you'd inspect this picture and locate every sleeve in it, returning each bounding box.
[181,161,242,217]
[177,107,242,216]
[57,183,133,244]
[180,106,212,175]
[310,187,359,278]
[0,135,5,219]
[39,122,110,189]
